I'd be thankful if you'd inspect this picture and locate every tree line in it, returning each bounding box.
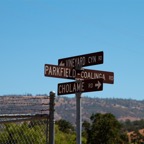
[1,113,144,143]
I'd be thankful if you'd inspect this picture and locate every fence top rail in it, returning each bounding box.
[0,96,49,99]
[0,116,49,124]
[0,114,49,118]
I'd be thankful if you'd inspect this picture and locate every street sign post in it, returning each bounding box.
[44,64,114,84]
[58,51,103,68]
[58,79,103,95]
[45,51,114,144]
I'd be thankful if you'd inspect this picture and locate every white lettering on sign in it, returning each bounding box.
[65,57,86,67]
[58,82,85,94]
[45,65,110,83]
[88,83,93,88]
[80,71,105,80]
[88,56,97,64]
[109,76,114,81]
[98,56,103,61]
[45,65,77,78]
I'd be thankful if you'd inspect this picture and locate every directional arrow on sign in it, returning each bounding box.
[95,80,101,89]
[57,79,103,95]
[59,61,65,66]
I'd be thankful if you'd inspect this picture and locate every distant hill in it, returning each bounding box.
[55,97,144,124]
[1,95,144,124]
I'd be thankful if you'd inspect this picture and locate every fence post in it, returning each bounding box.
[49,91,55,144]
[46,100,49,144]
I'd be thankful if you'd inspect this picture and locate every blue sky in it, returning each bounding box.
[0,0,144,100]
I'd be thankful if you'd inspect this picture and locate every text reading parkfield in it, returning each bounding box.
[44,64,114,84]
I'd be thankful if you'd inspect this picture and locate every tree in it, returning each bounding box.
[55,119,74,133]
[82,120,91,140]
[84,113,128,144]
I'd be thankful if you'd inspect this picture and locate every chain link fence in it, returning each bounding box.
[0,96,50,144]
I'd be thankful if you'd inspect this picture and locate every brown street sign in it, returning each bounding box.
[44,64,75,79]
[44,64,114,84]
[76,68,114,84]
[58,79,103,95]
[58,51,103,68]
